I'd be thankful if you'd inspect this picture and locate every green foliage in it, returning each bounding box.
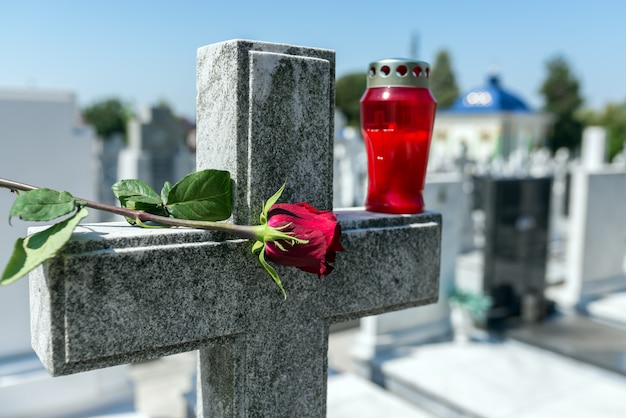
[252,181,288,299]
[577,103,626,161]
[165,170,232,221]
[539,55,584,153]
[112,179,168,219]
[448,287,492,321]
[252,240,284,299]
[161,181,172,204]
[2,208,89,285]
[9,189,79,223]
[113,170,232,222]
[2,170,234,286]
[430,49,460,109]
[336,72,367,128]
[82,98,133,141]
[112,179,163,206]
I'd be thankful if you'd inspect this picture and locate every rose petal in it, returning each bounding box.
[265,202,343,277]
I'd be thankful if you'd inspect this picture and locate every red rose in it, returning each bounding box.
[265,202,344,277]
[251,183,345,298]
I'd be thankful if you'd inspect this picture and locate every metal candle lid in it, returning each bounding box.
[366,58,431,88]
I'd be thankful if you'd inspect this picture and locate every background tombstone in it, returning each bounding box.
[93,133,125,221]
[548,147,571,251]
[580,126,606,170]
[27,39,442,418]
[480,175,553,324]
[352,173,464,382]
[0,88,132,417]
[558,127,626,308]
[118,104,195,192]
[333,111,367,208]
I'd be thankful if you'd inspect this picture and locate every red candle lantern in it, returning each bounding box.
[360,59,437,214]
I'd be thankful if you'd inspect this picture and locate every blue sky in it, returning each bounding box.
[1,1,624,119]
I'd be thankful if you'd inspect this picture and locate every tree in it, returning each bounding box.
[335,72,367,128]
[82,98,133,141]
[539,55,584,153]
[430,49,459,109]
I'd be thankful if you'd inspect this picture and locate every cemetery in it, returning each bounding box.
[1,38,626,418]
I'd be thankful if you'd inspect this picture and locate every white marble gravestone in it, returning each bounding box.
[560,127,626,307]
[0,88,132,417]
[352,173,464,379]
[27,40,442,417]
[118,104,195,192]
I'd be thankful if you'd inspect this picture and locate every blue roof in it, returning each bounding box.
[447,74,530,113]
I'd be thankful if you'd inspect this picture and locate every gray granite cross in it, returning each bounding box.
[29,40,441,417]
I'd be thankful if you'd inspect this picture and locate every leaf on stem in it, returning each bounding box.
[111,179,168,218]
[161,181,172,205]
[1,207,89,285]
[252,240,286,299]
[9,189,78,223]
[260,181,286,224]
[112,179,163,206]
[165,170,232,221]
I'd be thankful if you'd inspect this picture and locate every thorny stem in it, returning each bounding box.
[0,177,260,241]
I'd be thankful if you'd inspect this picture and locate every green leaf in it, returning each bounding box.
[260,181,286,224]
[165,170,232,221]
[111,179,162,206]
[9,189,78,223]
[117,199,168,215]
[256,244,286,299]
[111,179,168,219]
[161,181,172,205]
[1,207,89,285]
[263,181,286,214]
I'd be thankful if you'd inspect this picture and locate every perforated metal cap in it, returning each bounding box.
[366,58,431,88]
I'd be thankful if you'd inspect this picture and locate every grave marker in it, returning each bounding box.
[353,174,465,380]
[0,88,132,417]
[562,128,626,306]
[118,104,195,193]
[28,39,441,417]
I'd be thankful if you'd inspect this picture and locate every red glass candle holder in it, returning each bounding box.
[360,59,437,214]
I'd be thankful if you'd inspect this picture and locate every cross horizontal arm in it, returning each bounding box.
[29,209,440,376]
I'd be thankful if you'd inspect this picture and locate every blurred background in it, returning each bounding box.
[1,1,626,417]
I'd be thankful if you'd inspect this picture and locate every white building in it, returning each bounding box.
[431,74,553,167]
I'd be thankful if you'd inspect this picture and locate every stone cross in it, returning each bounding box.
[29,39,441,417]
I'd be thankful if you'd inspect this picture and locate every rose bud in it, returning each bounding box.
[251,183,344,298]
[265,202,343,277]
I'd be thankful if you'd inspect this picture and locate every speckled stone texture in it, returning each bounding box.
[29,39,441,418]
[196,39,335,225]
[30,211,440,416]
